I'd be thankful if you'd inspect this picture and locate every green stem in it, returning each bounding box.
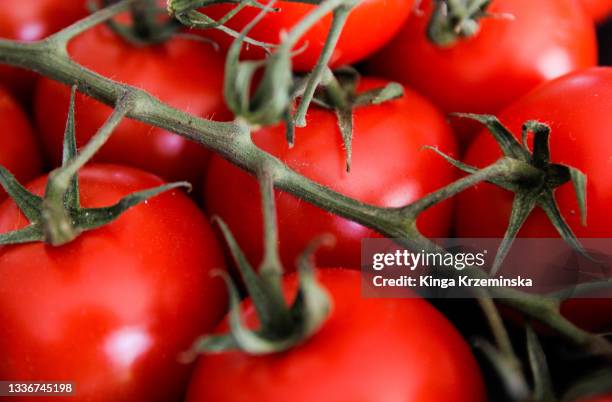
[477,294,517,360]
[405,157,529,218]
[48,0,136,49]
[42,94,132,246]
[294,5,354,127]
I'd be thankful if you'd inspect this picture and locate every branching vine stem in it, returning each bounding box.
[0,0,609,359]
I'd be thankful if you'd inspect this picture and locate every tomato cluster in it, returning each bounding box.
[1,0,611,401]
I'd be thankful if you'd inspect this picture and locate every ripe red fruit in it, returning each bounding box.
[0,0,87,100]
[0,86,42,201]
[186,269,486,402]
[368,0,597,143]
[0,165,227,402]
[195,0,414,71]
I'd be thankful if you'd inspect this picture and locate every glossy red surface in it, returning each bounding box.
[196,0,414,71]
[0,86,42,201]
[0,165,227,402]
[186,269,486,402]
[0,0,87,100]
[369,0,597,143]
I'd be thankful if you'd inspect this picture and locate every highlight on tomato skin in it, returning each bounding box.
[367,0,597,144]
[0,164,228,402]
[0,0,87,100]
[193,0,414,72]
[185,268,486,402]
[34,23,232,187]
[0,86,42,202]
[204,77,458,269]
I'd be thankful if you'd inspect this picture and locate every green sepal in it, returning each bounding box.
[222,2,292,128]
[63,85,80,211]
[182,163,332,357]
[214,216,290,333]
[335,107,353,172]
[314,77,405,173]
[427,0,492,47]
[424,145,517,192]
[220,270,283,355]
[424,145,478,174]
[526,326,556,402]
[0,166,43,222]
[352,82,404,107]
[452,113,530,161]
[289,235,334,337]
[537,193,592,261]
[568,167,587,226]
[74,182,191,231]
[491,190,538,275]
[0,225,44,246]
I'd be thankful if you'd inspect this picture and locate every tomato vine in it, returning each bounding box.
[0,0,610,365]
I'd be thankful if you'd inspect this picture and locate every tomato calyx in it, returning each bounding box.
[0,87,190,247]
[182,163,332,359]
[433,113,590,274]
[425,0,511,46]
[306,68,404,171]
[219,0,364,148]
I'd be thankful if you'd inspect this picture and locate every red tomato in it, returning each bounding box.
[0,86,42,201]
[0,165,227,402]
[368,0,597,143]
[204,78,458,269]
[455,67,612,332]
[0,0,87,101]
[35,25,231,186]
[186,269,485,402]
[195,0,414,71]
[580,0,612,22]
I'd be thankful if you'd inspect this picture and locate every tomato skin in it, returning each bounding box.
[186,269,485,402]
[34,25,231,186]
[368,0,597,142]
[0,165,227,402]
[454,68,612,332]
[0,86,42,201]
[196,0,414,72]
[204,78,457,269]
[580,0,612,22]
[0,0,87,101]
